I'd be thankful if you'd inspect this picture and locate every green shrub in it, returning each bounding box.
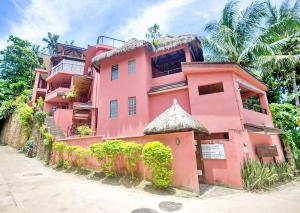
[276,161,294,182]
[142,141,173,188]
[43,132,54,145]
[101,140,123,177]
[241,159,294,191]
[23,139,33,157]
[76,124,92,136]
[56,159,70,169]
[74,147,91,168]
[90,143,105,162]
[35,111,47,127]
[37,97,44,110]
[53,141,66,161]
[18,103,34,139]
[65,145,81,166]
[122,142,143,178]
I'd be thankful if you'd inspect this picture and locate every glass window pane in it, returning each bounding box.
[110,100,118,118]
[128,59,136,75]
[111,64,118,80]
[128,97,136,115]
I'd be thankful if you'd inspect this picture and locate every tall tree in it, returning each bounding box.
[202,0,269,67]
[42,32,60,55]
[145,23,162,48]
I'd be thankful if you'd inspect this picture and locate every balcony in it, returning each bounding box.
[50,62,84,76]
[45,87,71,103]
[96,36,125,48]
[243,102,267,114]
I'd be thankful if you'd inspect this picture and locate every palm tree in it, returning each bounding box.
[42,32,60,55]
[202,0,270,68]
[65,40,75,46]
[256,0,300,106]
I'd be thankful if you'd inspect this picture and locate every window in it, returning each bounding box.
[110,100,118,118]
[128,59,136,75]
[128,97,136,115]
[199,132,229,140]
[198,82,224,95]
[111,64,118,80]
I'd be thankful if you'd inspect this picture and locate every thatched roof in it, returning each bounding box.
[92,34,201,68]
[143,99,209,135]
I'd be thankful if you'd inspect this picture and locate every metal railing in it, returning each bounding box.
[50,62,84,76]
[96,36,125,47]
[243,102,267,114]
[152,67,182,78]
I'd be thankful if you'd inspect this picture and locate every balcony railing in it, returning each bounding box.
[50,62,84,76]
[243,102,267,114]
[96,36,125,48]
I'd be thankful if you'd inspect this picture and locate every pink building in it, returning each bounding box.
[31,35,284,192]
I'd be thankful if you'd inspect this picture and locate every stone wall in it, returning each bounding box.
[0,111,48,160]
[0,111,27,149]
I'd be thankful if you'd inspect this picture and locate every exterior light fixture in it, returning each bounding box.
[176,137,180,145]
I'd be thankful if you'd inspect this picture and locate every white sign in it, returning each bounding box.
[197,170,203,176]
[201,144,226,159]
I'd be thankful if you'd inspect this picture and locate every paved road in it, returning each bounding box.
[1,145,300,213]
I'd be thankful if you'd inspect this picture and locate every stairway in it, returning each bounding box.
[44,116,66,139]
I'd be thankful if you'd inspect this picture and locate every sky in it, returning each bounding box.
[0,0,286,50]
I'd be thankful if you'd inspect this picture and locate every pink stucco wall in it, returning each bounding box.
[96,47,152,137]
[53,109,73,134]
[149,89,191,120]
[61,131,200,192]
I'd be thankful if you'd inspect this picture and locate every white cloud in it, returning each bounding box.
[0,0,111,49]
[113,0,197,40]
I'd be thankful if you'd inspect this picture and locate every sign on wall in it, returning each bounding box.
[201,144,226,159]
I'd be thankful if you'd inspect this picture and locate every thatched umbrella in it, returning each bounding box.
[143,99,209,135]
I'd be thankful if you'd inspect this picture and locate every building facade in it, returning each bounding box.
[31,35,285,192]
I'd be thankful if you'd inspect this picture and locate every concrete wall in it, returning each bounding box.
[61,131,200,192]
[53,109,73,134]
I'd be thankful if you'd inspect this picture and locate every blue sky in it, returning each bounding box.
[0,0,285,50]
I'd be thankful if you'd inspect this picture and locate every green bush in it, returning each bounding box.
[53,141,66,161]
[23,139,33,157]
[18,103,34,139]
[76,124,92,136]
[241,159,294,191]
[74,147,91,168]
[37,97,44,110]
[90,143,105,162]
[35,111,47,127]
[101,140,123,177]
[142,141,173,188]
[122,142,143,178]
[43,132,54,145]
[65,145,81,166]
[56,159,70,169]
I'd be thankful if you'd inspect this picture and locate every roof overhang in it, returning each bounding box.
[244,123,283,135]
[182,62,267,91]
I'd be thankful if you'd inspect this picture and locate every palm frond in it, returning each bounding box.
[257,54,300,70]
[220,0,240,30]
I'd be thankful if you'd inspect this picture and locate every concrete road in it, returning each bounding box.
[0,145,300,213]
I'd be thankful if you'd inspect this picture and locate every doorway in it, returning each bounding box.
[194,133,205,183]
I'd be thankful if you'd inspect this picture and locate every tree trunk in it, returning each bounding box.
[283,139,296,171]
[292,70,299,107]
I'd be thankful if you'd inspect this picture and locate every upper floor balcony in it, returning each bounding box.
[96,36,125,48]
[50,62,85,76]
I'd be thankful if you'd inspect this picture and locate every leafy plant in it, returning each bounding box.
[56,159,70,169]
[65,145,81,166]
[101,140,123,177]
[74,147,91,169]
[241,159,294,191]
[90,143,105,162]
[23,139,33,157]
[35,111,47,127]
[142,141,173,188]
[43,132,54,145]
[66,90,78,98]
[37,97,44,110]
[18,103,34,139]
[122,142,143,178]
[53,141,66,161]
[76,124,92,136]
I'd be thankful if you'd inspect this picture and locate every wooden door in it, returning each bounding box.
[194,134,205,183]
